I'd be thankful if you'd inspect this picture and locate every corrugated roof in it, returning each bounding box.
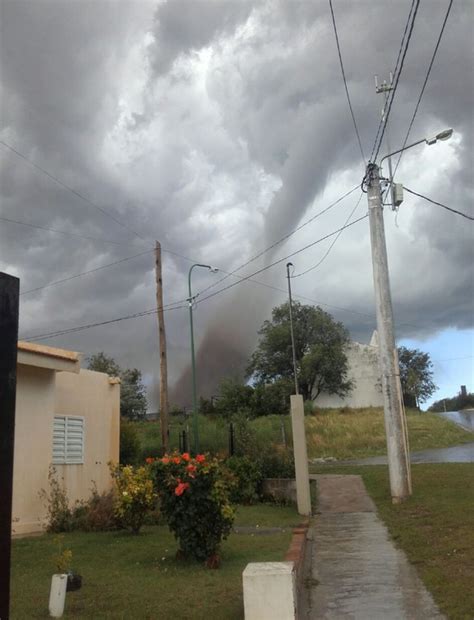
[18,341,80,363]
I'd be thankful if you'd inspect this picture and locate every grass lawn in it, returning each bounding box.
[311,463,474,620]
[11,503,299,620]
[132,409,473,462]
[305,408,474,459]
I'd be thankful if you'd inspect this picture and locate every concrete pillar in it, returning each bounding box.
[243,562,296,620]
[290,395,311,516]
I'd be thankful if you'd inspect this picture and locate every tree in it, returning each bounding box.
[247,302,352,402]
[397,346,437,408]
[87,352,147,420]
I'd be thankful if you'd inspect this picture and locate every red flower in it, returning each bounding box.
[186,464,197,476]
[173,456,181,465]
[196,454,206,463]
[161,457,170,464]
[174,481,190,496]
[145,457,154,464]
[182,452,190,462]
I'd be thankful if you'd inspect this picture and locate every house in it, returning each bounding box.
[315,331,384,409]
[12,341,120,535]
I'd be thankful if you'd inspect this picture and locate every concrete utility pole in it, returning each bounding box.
[0,272,19,619]
[375,74,396,209]
[155,241,169,453]
[366,163,412,502]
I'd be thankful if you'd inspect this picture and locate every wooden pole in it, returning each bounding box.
[0,272,20,619]
[155,242,169,453]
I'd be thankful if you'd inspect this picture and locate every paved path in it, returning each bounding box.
[302,475,445,619]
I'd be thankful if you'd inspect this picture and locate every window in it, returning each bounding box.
[53,416,84,464]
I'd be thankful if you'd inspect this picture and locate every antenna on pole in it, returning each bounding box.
[374,73,397,209]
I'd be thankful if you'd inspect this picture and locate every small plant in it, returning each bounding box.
[110,463,156,534]
[151,453,234,567]
[39,467,73,533]
[52,535,73,574]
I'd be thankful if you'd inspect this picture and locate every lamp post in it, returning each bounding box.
[188,263,218,454]
[380,128,453,173]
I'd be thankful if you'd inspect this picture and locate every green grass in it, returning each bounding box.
[305,407,474,460]
[11,504,298,620]
[133,408,473,462]
[311,463,474,620]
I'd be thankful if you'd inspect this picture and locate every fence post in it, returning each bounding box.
[229,422,235,456]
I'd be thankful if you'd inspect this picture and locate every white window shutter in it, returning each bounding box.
[53,416,84,464]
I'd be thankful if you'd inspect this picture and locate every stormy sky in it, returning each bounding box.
[1,0,472,408]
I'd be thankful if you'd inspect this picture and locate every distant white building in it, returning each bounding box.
[315,331,383,409]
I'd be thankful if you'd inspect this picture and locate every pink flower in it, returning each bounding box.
[182,453,191,462]
[196,454,206,464]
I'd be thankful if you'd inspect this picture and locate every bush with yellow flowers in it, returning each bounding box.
[109,464,156,534]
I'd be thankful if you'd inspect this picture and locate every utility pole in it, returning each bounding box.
[366,163,412,502]
[286,262,299,395]
[155,241,169,453]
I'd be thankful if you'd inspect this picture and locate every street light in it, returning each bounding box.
[188,263,218,454]
[380,128,453,169]
[380,128,453,207]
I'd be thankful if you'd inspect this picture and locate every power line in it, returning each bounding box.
[0,214,142,247]
[368,0,418,163]
[21,301,188,342]
[371,0,420,163]
[197,185,360,297]
[390,0,454,180]
[404,187,474,221]
[292,192,363,277]
[328,0,366,164]
[20,249,155,296]
[0,139,148,242]
[195,214,369,306]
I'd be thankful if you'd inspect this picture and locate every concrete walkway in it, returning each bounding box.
[302,475,445,619]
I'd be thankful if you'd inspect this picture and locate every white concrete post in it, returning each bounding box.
[243,562,296,620]
[290,394,311,516]
[49,574,67,618]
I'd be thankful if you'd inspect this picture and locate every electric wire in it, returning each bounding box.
[404,187,474,221]
[292,192,364,277]
[368,0,418,163]
[20,249,155,296]
[328,0,366,164]
[390,0,454,182]
[0,139,149,242]
[196,185,360,297]
[195,215,369,306]
[371,0,420,163]
[21,301,188,342]
[0,214,142,247]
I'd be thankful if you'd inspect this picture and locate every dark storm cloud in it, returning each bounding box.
[1,0,472,407]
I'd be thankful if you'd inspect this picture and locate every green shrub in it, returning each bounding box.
[39,467,74,533]
[258,447,295,479]
[225,456,263,504]
[120,418,141,465]
[110,464,157,534]
[79,488,116,531]
[152,453,234,566]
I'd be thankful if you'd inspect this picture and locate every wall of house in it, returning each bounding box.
[12,364,57,536]
[315,342,383,409]
[54,369,120,504]
[12,367,120,535]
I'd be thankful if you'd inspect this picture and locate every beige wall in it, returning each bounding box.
[12,365,57,535]
[55,369,120,502]
[12,366,120,535]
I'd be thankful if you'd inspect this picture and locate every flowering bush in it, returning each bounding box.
[151,453,234,567]
[110,464,156,534]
